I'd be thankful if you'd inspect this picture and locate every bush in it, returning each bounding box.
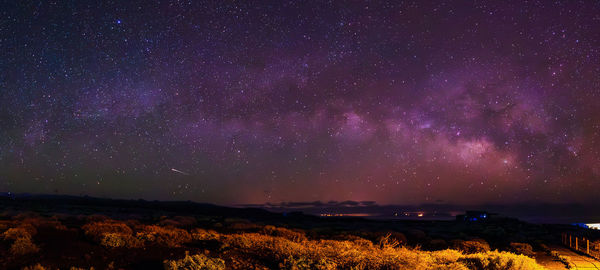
[163,252,225,270]
[22,264,47,270]
[2,227,33,240]
[510,242,535,257]
[451,239,491,254]
[372,231,407,246]
[82,221,133,242]
[137,225,192,247]
[191,228,220,241]
[159,216,197,228]
[100,232,143,248]
[377,233,402,249]
[20,217,67,231]
[262,225,307,242]
[459,251,544,270]
[220,232,543,269]
[10,237,40,255]
[280,256,337,270]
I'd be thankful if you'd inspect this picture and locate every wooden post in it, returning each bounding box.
[588,239,590,254]
[576,237,579,250]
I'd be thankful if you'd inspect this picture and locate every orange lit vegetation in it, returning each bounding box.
[219,231,543,269]
[1,216,547,269]
[1,223,40,256]
[82,221,192,248]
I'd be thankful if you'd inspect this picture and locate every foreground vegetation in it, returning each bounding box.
[0,214,550,269]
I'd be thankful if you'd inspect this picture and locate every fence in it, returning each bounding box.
[562,232,600,260]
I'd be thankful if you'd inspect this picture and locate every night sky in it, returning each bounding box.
[1,1,600,206]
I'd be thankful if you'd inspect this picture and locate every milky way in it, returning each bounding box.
[1,1,600,205]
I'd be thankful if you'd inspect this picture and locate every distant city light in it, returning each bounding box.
[586,223,600,230]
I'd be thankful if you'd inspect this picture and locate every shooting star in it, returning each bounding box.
[171,168,190,175]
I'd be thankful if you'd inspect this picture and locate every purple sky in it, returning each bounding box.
[1,1,600,205]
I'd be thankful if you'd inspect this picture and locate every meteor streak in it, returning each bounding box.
[171,168,190,175]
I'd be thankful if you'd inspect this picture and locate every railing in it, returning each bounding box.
[562,232,600,260]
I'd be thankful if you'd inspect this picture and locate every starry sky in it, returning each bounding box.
[1,1,600,206]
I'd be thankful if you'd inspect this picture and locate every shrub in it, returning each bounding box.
[22,264,47,270]
[372,231,407,246]
[159,216,197,228]
[163,252,225,270]
[20,217,67,231]
[191,228,220,241]
[10,237,40,255]
[280,256,337,270]
[85,214,111,222]
[221,232,533,269]
[2,227,33,240]
[137,225,192,247]
[377,233,401,249]
[510,242,535,257]
[82,221,133,242]
[262,225,307,242]
[100,232,143,248]
[459,251,544,270]
[228,222,262,231]
[451,239,491,254]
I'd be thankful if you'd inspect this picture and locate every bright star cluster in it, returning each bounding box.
[1,1,600,205]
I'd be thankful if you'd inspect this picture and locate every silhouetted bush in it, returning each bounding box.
[159,216,197,228]
[451,239,491,254]
[262,225,307,242]
[509,242,534,257]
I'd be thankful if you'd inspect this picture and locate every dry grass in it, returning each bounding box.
[219,232,543,269]
[262,225,307,242]
[2,216,547,269]
[81,220,192,248]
